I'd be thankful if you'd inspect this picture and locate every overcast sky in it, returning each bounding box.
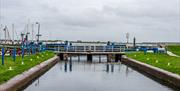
[0,0,180,42]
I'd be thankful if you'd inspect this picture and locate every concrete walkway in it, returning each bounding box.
[167,51,180,57]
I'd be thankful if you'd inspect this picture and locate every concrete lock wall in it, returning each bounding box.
[122,56,180,88]
[0,56,59,91]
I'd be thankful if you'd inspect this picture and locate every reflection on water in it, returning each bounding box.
[25,56,175,91]
[64,61,117,73]
[34,79,40,87]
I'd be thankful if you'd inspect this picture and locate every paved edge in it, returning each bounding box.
[167,51,180,57]
[0,56,59,91]
[122,55,180,88]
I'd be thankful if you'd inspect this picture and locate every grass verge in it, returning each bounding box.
[126,52,180,75]
[0,51,55,84]
[167,45,180,56]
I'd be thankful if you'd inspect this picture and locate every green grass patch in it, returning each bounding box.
[126,52,180,75]
[167,45,180,56]
[0,51,55,84]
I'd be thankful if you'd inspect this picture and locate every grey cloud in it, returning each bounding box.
[0,0,179,42]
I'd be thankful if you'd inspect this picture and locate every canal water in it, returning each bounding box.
[25,56,175,91]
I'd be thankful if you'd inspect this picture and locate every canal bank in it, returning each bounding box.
[24,57,175,91]
[122,56,180,88]
[0,56,59,91]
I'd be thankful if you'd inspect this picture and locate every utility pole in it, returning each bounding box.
[26,19,30,42]
[31,24,34,41]
[3,26,7,43]
[26,32,30,42]
[21,32,25,45]
[126,33,129,43]
[133,37,136,49]
[0,24,3,41]
[12,24,14,45]
[26,24,30,42]
[126,33,130,49]
[36,22,41,43]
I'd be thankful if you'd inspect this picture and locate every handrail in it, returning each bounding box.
[52,45,126,52]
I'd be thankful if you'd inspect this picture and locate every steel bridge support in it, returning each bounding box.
[115,54,122,62]
[87,54,92,62]
[59,53,64,61]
